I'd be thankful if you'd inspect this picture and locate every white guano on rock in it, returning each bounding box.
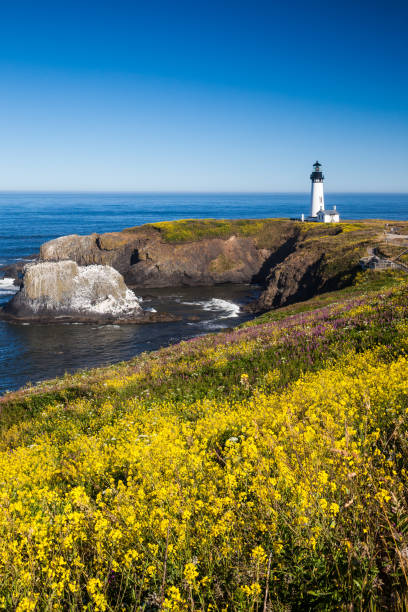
[4,260,143,320]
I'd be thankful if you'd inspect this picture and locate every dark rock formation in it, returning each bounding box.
[40,231,271,287]
[0,255,38,286]
[253,249,325,311]
[1,261,176,324]
[125,236,270,287]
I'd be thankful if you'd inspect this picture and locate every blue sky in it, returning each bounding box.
[0,0,407,191]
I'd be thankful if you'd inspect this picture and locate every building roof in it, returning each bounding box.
[318,209,339,215]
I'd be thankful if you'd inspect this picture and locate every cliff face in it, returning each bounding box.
[255,249,325,311]
[40,229,273,287]
[38,219,395,313]
[125,235,270,287]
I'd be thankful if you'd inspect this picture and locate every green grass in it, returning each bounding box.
[124,218,380,245]
[145,218,284,243]
[244,269,406,325]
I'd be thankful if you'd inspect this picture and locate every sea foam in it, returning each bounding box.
[182,297,240,318]
[0,278,18,296]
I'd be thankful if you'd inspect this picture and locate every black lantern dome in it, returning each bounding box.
[310,160,324,182]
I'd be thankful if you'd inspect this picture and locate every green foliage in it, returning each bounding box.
[245,269,404,326]
[147,218,282,243]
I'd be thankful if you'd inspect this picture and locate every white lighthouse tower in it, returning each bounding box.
[304,161,340,223]
[310,160,325,217]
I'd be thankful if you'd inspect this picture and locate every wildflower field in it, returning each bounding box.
[2,270,408,610]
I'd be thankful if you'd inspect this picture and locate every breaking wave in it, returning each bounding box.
[182,298,240,319]
[0,278,18,296]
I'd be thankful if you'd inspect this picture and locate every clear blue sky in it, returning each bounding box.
[0,0,407,192]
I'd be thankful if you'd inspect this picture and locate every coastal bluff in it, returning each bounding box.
[38,218,401,311]
[40,225,270,287]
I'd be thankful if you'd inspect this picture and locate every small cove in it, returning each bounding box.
[0,282,258,395]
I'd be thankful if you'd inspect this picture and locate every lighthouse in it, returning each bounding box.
[310,160,325,217]
[303,161,340,223]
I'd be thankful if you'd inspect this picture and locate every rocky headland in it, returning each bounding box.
[39,227,270,287]
[37,218,399,309]
[3,218,405,322]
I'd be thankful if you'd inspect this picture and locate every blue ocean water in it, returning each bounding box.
[0,192,407,394]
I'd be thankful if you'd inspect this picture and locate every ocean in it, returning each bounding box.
[1,192,407,394]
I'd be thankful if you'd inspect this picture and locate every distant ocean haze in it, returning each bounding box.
[0,192,407,394]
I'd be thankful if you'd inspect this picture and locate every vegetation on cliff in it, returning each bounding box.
[1,269,408,609]
[127,217,390,247]
[137,219,279,244]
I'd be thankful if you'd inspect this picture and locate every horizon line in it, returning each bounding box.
[1,190,408,195]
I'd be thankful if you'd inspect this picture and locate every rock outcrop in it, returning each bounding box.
[1,261,148,323]
[40,230,272,287]
[253,249,325,311]
[40,233,139,275]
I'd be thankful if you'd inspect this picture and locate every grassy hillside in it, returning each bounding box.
[124,218,295,245]
[124,217,391,247]
[2,270,408,610]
